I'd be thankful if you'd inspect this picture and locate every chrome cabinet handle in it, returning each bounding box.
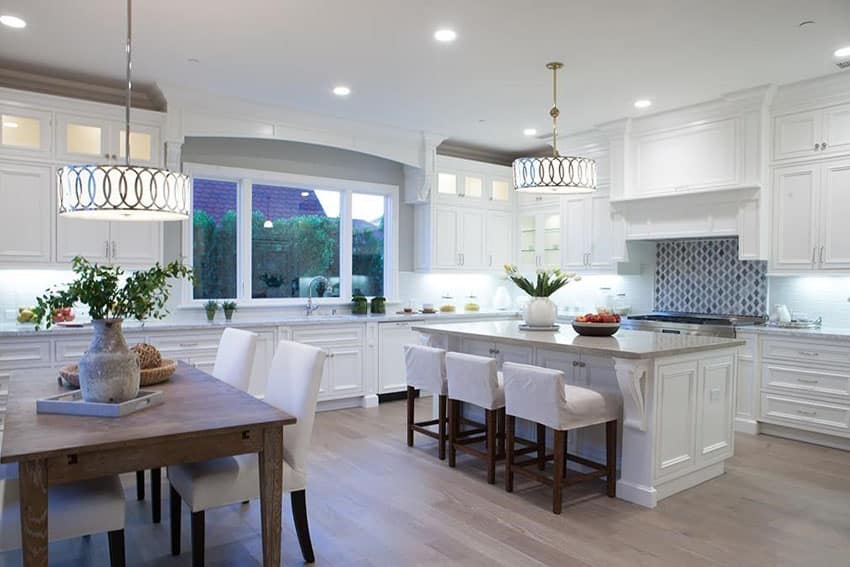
[460,253,464,265]
[796,409,816,416]
[489,254,493,266]
[812,247,817,264]
[797,378,819,384]
[535,196,542,201]
[112,240,117,259]
[105,240,110,258]
[178,342,198,347]
[820,246,825,264]
[798,351,820,356]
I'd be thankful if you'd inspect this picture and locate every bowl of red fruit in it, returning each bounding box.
[572,312,621,336]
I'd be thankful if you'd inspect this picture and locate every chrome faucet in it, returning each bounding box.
[305,276,329,316]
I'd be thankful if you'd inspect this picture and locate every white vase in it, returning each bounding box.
[524,297,557,327]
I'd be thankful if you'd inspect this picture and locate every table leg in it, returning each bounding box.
[19,459,48,567]
[259,425,284,567]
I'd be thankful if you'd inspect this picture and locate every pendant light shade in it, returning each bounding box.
[58,0,189,222]
[58,165,189,221]
[512,62,597,195]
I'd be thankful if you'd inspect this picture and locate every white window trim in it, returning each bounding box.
[181,162,399,307]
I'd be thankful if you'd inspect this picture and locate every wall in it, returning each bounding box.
[768,277,850,328]
[654,238,767,316]
[180,137,415,271]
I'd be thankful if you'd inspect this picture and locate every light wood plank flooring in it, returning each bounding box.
[2,397,850,566]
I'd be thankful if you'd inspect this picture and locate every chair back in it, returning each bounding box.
[446,352,502,409]
[263,340,327,474]
[404,344,446,394]
[502,362,566,430]
[212,328,258,392]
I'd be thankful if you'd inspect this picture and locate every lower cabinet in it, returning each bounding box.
[378,321,422,394]
[290,324,365,401]
[461,338,533,368]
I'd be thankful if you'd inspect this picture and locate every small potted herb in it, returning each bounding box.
[204,299,219,322]
[370,296,386,314]
[351,295,368,315]
[222,301,237,321]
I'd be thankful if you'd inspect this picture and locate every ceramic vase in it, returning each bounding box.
[78,319,140,403]
[524,297,557,327]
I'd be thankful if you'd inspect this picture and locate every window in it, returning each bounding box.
[186,166,396,303]
[251,185,340,299]
[192,178,238,300]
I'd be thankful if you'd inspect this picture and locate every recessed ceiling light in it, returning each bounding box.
[0,15,26,29]
[434,29,457,42]
[523,128,537,136]
[300,191,309,197]
[634,99,652,109]
[834,46,850,58]
[332,86,351,96]
[3,121,18,128]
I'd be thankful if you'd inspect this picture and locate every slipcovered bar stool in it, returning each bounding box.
[404,344,449,459]
[502,362,620,514]
[446,352,507,484]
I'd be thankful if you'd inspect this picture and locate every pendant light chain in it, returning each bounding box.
[550,62,560,157]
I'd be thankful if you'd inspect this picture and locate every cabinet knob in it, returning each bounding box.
[814,143,821,151]
[822,141,828,150]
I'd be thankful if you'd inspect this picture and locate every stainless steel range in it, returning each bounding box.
[621,312,767,338]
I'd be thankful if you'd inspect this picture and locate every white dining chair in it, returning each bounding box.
[0,465,127,566]
[167,339,326,565]
[140,327,258,524]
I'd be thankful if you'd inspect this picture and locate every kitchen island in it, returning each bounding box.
[414,320,745,508]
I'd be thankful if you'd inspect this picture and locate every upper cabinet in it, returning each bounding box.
[517,210,560,271]
[773,103,850,162]
[561,190,617,273]
[0,162,53,264]
[434,156,513,209]
[57,114,160,166]
[0,107,52,158]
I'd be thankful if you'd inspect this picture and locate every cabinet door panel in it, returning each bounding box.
[459,209,486,269]
[697,357,734,462]
[517,213,537,270]
[434,207,459,268]
[58,115,110,162]
[771,165,818,270]
[110,221,162,266]
[329,348,363,396]
[562,198,587,270]
[823,103,850,156]
[57,217,111,264]
[0,163,52,263]
[0,108,52,157]
[378,322,421,394]
[485,211,512,269]
[540,213,561,269]
[736,358,756,421]
[655,361,698,479]
[774,111,821,161]
[589,194,615,270]
[819,160,850,269]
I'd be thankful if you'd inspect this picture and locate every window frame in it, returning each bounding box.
[181,163,399,307]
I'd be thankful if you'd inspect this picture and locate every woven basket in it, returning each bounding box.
[59,358,178,388]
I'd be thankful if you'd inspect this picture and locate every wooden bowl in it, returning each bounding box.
[572,321,620,337]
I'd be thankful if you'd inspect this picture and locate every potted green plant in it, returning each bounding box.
[204,300,219,322]
[370,296,386,314]
[351,295,368,315]
[503,264,580,327]
[222,300,237,321]
[33,256,192,403]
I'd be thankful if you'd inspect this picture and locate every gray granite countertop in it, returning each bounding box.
[0,310,519,338]
[414,320,744,360]
[736,324,850,341]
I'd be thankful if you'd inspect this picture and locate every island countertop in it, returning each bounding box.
[413,320,745,359]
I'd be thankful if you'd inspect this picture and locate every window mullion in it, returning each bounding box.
[340,190,353,300]
[239,178,253,300]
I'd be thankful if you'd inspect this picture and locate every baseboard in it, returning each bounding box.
[378,390,412,403]
[735,417,760,435]
[759,423,850,451]
[361,394,379,408]
[616,479,658,508]
[655,461,725,501]
[317,397,367,412]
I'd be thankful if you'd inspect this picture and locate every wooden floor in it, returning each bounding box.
[3,397,850,566]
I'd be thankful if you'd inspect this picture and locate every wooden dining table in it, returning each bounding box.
[0,362,296,567]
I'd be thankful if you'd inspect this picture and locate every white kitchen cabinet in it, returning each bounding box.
[0,106,52,158]
[774,103,850,162]
[485,210,513,269]
[488,178,512,208]
[291,325,365,401]
[696,356,735,464]
[771,158,850,272]
[517,209,561,271]
[57,217,162,267]
[461,338,533,368]
[561,191,616,273]
[431,205,485,270]
[57,114,160,166]
[378,321,422,394]
[0,162,53,264]
[655,359,699,480]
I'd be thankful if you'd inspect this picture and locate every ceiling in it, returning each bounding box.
[0,0,849,154]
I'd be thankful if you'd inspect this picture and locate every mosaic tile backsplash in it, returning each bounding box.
[655,238,767,316]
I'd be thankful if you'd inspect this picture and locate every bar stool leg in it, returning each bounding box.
[497,408,506,458]
[564,432,569,479]
[486,409,497,484]
[552,429,565,514]
[536,423,546,471]
[505,414,516,493]
[406,386,415,447]
[438,394,447,460]
[606,420,617,497]
[448,399,459,468]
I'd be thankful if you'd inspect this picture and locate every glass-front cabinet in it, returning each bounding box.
[57,114,159,166]
[0,106,51,157]
[518,210,561,270]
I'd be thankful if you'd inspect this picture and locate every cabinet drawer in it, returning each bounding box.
[761,337,850,367]
[760,393,850,435]
[0,341,50,370]
[150,331,222,358]
[292,325,363,347]
[762,363,850,399]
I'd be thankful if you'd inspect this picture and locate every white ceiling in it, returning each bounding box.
[1,0,849,153]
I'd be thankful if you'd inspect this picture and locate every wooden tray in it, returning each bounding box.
[37,389,164,417]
